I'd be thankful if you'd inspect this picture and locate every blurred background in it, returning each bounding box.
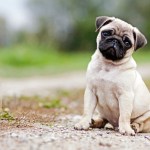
[0,0,150,77]
[0,1,150,147]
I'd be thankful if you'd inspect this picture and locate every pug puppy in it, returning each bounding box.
[74,16,150,135]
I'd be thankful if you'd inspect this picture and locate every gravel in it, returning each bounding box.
[0,115,150,150]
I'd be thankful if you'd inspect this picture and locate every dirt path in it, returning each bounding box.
[0,71,85,96]
[0,64,150,150]
[0,64,150,96]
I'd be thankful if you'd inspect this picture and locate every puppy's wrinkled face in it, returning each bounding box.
[96,16,147,61]
[99,21,134,61]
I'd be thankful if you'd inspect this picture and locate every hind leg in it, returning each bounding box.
[91,116,108,128]
[131,111,150,133]
[89,108,108,128]
[91,115,114,130]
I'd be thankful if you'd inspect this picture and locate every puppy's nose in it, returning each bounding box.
[112,39,118,44]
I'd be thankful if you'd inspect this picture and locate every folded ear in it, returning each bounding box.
[95,16,115,32]
[133,27,147,51]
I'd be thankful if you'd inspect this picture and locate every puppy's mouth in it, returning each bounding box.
[99,39,125,61]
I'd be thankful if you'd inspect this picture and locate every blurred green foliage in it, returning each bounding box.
[24,0,150,51]
[1,0,150,52]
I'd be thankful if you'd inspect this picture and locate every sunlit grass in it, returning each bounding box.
[0,44,91,77]
[0,44,149,77]
[133,48,150,64]
[145,79,150,89]
[0,44,91,67]
[0,111,15,121]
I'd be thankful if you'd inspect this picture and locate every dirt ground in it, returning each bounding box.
[0,64,150,150]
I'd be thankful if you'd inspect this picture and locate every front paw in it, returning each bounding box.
[74,119,91,130]
[119,125,135,136]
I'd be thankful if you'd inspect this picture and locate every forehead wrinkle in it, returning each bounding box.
[101,22,133,37]
[115,26,132,36]
[108,24,130,33]
[115,25,120,32]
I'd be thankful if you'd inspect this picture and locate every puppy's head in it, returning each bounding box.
[96,16,147,61]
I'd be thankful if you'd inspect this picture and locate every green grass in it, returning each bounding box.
[0,44,149,77]
[39,99,64,109]
[0,111,15,121]
[0,44,91,77]
[133,49,150,64]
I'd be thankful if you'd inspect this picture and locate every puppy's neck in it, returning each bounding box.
[93,49,137,70]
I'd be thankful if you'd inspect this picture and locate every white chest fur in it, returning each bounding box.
[87,66,121,126]
[85,51,137,126]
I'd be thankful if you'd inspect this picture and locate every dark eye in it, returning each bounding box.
[123,37,131,47]
[102,30,112,37]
